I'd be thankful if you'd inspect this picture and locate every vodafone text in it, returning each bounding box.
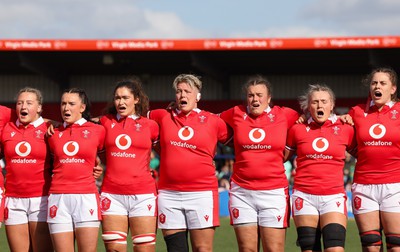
[306,153,333,159]
[363,140,392,146]
[242,144,272,150]
[110,152,136,158]
[11,158,37,164]
[59,158,85,164]
[170,141,197,150]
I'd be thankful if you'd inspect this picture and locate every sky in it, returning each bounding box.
[0,0,399,39]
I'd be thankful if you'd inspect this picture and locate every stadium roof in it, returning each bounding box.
[1,36,399,84]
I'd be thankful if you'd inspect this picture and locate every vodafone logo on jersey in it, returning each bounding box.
[248,128,265,143]
[306,137,333,159]
[242,128,271,150]
[59,141,85,164]
[115,134,132,150]
[63,141,79,156]
[312,137,329,152]
[111,134,136,158]
[170,126,197,150]
[369,124,386,139]
[11,141,37,164]
[363,123,392,146]
[178,126,194,141]
[15,141,31,157]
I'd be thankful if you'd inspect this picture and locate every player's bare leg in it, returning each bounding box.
[129,216,157,252]
[259,226,286,252]
[190,227,215,252]
[29,221,54,252]
[6,224,31,251]
[355,211,382,252]
[75,226,99,252]
[234,224,259,252]
[50,231,75,252]
[102,215,129,252]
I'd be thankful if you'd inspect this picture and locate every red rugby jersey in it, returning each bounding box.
[148,108,231,191]
[0,106,14,135]
[286,116,355,194]
[100,114,159,195]
[220,105,298,190]
[1,117,51,197]
[349,101,400,184]
[0,105,15,188]
[48,118,105,194]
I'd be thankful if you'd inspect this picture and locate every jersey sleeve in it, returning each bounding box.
[281,106,300,128]
[147,109,167,124]
[219,107,235,127]
[348,103,365,118]
[97,124,106,152]
[149,119,160,143]
[0,106,14,134]
[285,124,297,151]
[99,115,108,125]
[344,124,357,156]
[348,106,356,118]
[0,106,14,122]
[216,116,232,144]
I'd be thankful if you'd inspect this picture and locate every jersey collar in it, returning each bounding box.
[16,116,44,128]
[307,114,338,125]
[369,100,395,108]
[63,118,87,128]
[246,106,271,115]
[116,113,139,121]
[174,108,201,116]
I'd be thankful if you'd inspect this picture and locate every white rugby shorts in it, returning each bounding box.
[352,183,400,214]
[291,190,347,216]
[5,196,48,225]
[47,193,101,224]
[157,189,219,229]
[229,182,289,228]
[100,192,157,217]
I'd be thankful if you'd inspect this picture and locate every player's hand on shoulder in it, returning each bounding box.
[340,114,354,126]
[296,114,306,124]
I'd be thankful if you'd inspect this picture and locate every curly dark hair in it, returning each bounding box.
[106,77,149,117]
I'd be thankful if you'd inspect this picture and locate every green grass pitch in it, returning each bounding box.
[0,217,362,251]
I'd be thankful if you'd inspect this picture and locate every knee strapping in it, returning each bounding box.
[296,226,322,251]
[386,234,400,249]
[164,231,189,252]
[360,230,382,247]
[322,223,346,249]
[102,231,127,244]
[132,233,156,246]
